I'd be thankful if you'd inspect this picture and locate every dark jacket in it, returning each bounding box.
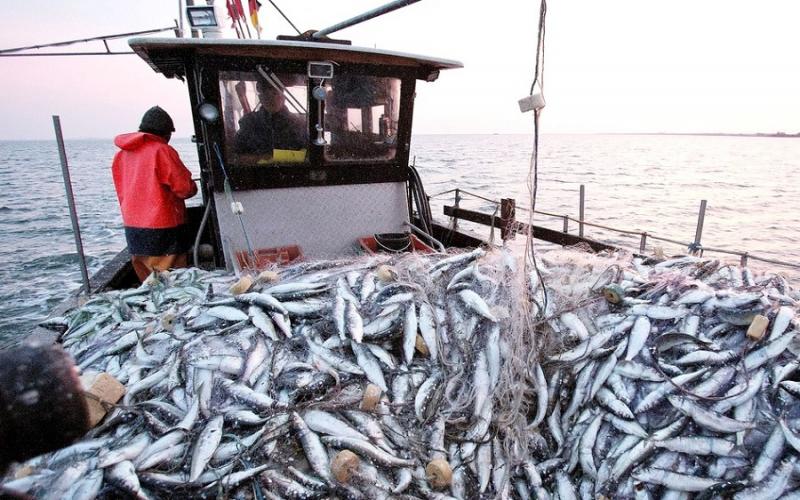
[234,108,307,155]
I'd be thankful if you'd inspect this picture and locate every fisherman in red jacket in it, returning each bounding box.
[112,106,198,281]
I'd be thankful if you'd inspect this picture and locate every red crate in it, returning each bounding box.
[236,245,303,270]
[358,234,435,255]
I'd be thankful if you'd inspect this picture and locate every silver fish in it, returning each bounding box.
[631,468,721,492]
[667,396,756,433]
[291,412,332,482]
[106,460,145,497]
[206,305,249,322]
[458,289,497,322]
[350,340,388,391]
[346,299,364,343]
[321,436,415,467]
[418,302,439,360]
[303,409,368,442]
[189,414,224,482]
[625,316,650,360]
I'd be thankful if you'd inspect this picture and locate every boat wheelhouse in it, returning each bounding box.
[129,36,462,271]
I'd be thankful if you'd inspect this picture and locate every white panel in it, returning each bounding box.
[213,182,409,266]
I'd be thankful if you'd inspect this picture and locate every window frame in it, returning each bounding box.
[218,68,311,167]
[196,56,418,192]
[321,73,402,164]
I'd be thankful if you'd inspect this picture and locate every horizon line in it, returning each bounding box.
[2,131,799,142]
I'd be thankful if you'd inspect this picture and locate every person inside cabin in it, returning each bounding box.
[233,75,307,158]
[111,106,198,282]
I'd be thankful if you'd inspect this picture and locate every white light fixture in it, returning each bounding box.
[198,102,220,123]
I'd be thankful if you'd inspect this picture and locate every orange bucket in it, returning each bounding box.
[235,245,303,269]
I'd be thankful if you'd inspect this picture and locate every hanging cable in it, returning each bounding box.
[408,164,433,237]
[213,143,257,268]
[524,0,548,318]
[529,0,547,96]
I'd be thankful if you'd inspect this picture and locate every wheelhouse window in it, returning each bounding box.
[323,75,400,162]
[219,68,308,165]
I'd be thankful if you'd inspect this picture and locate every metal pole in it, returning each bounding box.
[52,116,90,294]
[562,215,569,233]
[691,200,707,255]
[238,0,254,40]
[639,233,647,254]
[266,0,302,35]
[312,0,421,38]
[0,27,175,54]
[186,0,201,38]
[178,0,184,37]
[0,52,135,57]
[579,184,585,238]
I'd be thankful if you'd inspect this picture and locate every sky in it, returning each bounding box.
[1,0,799,140]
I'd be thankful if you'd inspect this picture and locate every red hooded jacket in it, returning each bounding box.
[112,132,197,229]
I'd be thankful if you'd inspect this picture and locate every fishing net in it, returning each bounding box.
[5,244,800,498]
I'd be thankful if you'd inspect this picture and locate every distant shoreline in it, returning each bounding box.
[614,132,800,139]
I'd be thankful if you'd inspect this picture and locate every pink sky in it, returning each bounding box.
[1,0,799,140]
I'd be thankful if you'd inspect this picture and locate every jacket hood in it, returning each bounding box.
[114,132,166,151]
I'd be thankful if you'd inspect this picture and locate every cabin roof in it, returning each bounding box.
[129,37,463,79]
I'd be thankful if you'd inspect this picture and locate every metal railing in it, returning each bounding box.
[429,186,800,272]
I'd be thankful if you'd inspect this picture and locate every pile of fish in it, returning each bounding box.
[2,247,800,499]
[526,252,800,499]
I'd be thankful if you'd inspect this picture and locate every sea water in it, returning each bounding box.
[0,134,798,343]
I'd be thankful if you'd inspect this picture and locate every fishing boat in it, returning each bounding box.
[27,11,609,344]
[8,6,800,499]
